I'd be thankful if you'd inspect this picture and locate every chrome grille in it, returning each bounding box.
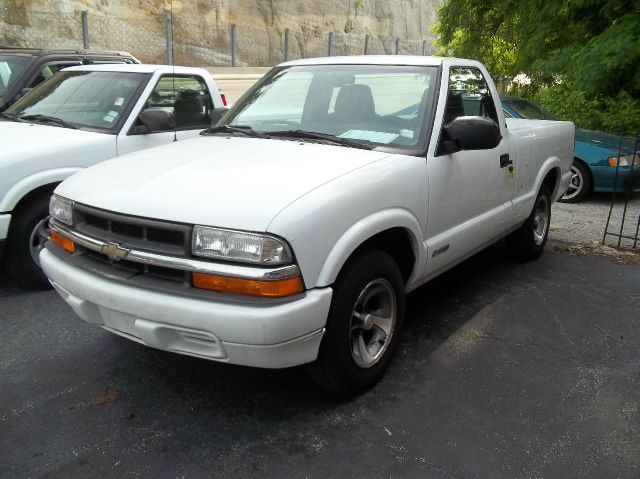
[73,204,191,257]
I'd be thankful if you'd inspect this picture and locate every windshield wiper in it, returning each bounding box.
[201,124,270,138]
[0,112,25,122]
[268,130,373,150]
[18,114,78,129]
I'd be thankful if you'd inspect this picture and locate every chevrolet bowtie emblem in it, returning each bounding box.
[101,242,130,261]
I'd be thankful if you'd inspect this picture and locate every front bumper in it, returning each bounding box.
[40,248,333,368]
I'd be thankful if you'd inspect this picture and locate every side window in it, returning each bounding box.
[145,75,212,131]
[28,62,80,89]
[443,67,498,125]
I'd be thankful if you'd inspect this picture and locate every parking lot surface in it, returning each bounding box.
[1,241,639,478]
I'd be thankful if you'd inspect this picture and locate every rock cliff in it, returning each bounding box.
[1,0,442,66]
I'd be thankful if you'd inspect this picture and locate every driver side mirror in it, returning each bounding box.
[438,116,502,155]
[131,108,176,135]
[211,107,229,127]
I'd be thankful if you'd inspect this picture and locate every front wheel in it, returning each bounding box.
[305,249,405,395]
[507,184,552,261]
[3,195,52,289]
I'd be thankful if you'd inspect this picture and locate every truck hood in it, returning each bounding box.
[56,136,392,232]
[0,120,108,156]
[0,121,115,210]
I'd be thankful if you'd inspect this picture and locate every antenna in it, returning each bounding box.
[171,1,177,142]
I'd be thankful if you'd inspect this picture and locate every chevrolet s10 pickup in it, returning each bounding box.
[40,56,575,394]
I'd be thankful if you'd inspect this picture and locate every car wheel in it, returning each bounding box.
[507,184,551,261]
[560,160,591,203]
[4,195,51,289]
[305,249,405,395]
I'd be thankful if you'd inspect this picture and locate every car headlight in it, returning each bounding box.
[49,195,73,225]
[608,155,636,167]
[192,226,293,265]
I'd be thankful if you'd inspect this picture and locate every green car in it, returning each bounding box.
[502,96,639,202]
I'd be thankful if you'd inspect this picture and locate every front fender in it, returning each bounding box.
[316,208,425,289]
[0,167,83,212]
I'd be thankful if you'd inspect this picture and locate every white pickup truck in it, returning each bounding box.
[0,64,225,288]
[41,56,574,394]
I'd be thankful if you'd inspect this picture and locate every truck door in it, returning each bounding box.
[425,66,514,276]
[116,74,214,156]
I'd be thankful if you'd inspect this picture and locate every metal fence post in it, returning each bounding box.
[230,23,237,67]
[395,37,400,55]
[165,18,173,65]
[328,31,333,56]
[422,40,428,56]
[81,11,89,49]
[284,28,289,62]
[364,34,369,55]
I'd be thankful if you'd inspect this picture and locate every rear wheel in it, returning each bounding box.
[4,195,51,289]
[560,160,591,203]
[305,249,405,395]
[507,184,551,261]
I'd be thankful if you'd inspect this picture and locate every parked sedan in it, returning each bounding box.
[501,96,639,202]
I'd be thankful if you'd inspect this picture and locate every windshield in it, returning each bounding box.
[0,55,32,97]
[503,98,561,121]
[223,64,438,150]
[6,70,148,132]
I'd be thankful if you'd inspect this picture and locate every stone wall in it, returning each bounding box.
[1,0,442,66]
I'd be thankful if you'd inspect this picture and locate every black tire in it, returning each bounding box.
[305,249,405,395]
[507,184,551,261]
[559,160,591,203]
[3,195,51,289]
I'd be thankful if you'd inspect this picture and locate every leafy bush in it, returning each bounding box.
[435,1,640,136]
[534,86,640,135]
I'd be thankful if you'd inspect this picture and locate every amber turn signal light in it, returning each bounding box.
[192,272,304,298]
[51,230,75,254]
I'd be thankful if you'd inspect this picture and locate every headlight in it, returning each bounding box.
[192,226,293,265]
[608,155,636,167]
[49,195,73,225]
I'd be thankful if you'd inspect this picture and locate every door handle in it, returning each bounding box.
[500,154,512,168]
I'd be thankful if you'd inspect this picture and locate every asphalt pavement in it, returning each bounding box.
[1,242,639,478]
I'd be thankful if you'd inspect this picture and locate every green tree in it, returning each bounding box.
[434,0,640,134]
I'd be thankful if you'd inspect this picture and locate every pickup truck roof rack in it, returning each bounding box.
[0,46,136,58]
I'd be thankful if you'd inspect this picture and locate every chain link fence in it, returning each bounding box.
[2,9,435,67]
[1,11,82,49]
[88,13,167,63]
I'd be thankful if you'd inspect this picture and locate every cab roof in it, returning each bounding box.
[278,55,453,68]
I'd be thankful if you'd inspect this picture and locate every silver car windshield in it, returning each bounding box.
[7,70,148,132]
[224,64,438,149]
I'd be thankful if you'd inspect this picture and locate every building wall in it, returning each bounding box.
[1,0,442,66]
